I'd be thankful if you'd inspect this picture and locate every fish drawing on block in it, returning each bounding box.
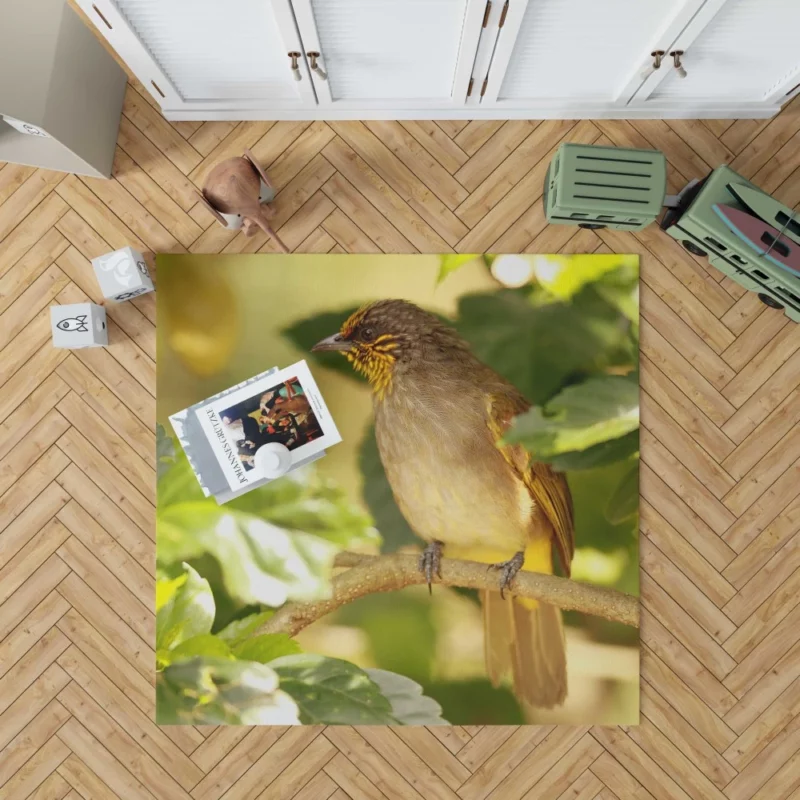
[713,204,800,277]
[57,315,89,332]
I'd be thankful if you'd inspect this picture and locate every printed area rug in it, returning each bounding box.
[155,253,640,726]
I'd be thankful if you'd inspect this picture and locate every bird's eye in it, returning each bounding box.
[362,327,375,341]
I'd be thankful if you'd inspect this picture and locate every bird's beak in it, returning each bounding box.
[311,333,352,352]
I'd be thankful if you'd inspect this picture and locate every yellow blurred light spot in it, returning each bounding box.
[161,266,239,377]
[491,255,534,287]
[571,547,627,586]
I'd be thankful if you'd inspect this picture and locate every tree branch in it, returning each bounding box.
[256,552,639,638]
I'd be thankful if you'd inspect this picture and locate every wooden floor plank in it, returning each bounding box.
[0,591,70,682]
[0,509,72,606]
[641,501,735,608]
[0,698,71,790]
[189,727,287,800]
[322,137,447,252]
[0,732,71,800]
[57,753,122,800]
[56,717,157,800]
[320,173,413,253]
[0,193,68,278]
[55,426,154,536]
[400,120,469,174]
[330,121,468,247]
[0,228,68,316]
[56,572,154,680]
[0,163,36,206]
[641,645,737,753]
[56,680,196,799]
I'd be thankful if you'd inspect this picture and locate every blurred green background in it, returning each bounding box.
[156,253,640,726]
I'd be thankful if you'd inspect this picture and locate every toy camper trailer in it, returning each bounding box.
[544,143,667,232]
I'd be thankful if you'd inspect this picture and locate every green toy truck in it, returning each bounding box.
[659,165,800,322]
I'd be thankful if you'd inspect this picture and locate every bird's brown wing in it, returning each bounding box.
[487,392,575,577]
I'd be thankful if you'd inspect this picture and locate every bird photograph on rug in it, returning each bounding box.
[155,253,640,727]
[312,299,574,710]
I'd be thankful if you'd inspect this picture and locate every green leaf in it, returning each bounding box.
[336,592,436,683]
[269,654,396,724]
[156,657,299,725]
[547,429,640,471]
[217,611,275,647]
[156,564,215,651]
[155,573,186,613]
[229,469,379,550]
[606,461,640,524]
[159,634,233,668]
[157,446,206,508]
[531,254,638,300]
[159,446,377,550]
[233,634,301,663]
[156,423,175,481]
[595,281,639,327]
[568,459,640,557]
[157,503,339,607]
[358,425,417,551]
[365,669,448,724]
[507,375,639,458]
[423,678,524,725]
[437,254,479,284]
[282,307,363,381]
[455,290,628,405]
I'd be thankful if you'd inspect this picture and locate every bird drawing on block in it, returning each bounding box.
[313,299,574,709]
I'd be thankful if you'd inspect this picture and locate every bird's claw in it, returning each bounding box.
[488,551,524,599]
[419,541,444,595]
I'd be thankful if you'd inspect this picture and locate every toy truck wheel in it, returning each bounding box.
[578,223,606,229]
[682,240,707,257]
[758,293,785,310]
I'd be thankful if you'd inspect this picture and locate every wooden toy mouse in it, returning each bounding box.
[197,149,289,253]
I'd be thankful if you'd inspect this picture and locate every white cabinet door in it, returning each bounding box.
[478,0,707,112]
[632,0,800,109]
[287,0,486,109]
[74,0,316,113]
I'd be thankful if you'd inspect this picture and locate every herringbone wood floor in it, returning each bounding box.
[2,75,800,799]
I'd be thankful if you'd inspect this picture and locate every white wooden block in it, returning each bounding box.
[51,303,108,348]
[91,246,154,301]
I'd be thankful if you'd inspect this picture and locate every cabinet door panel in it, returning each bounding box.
[78,0,315,110]
[644,0,800,104]
[291,0,485,107]
[481,0,706,108]
[488,0,692,103]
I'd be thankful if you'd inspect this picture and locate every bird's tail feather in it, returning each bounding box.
[482,590,567,710]
[451,540,567,709]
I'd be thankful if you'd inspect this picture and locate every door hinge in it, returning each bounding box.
[480,77,488,97]
[482,0,492,27]
[499,0,509,27]
[467,77,474,97]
